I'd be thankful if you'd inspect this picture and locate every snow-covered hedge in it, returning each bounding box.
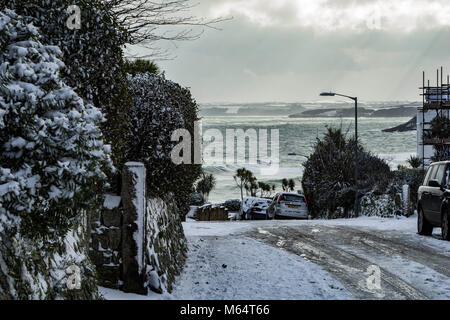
[360,192,400,217]
[1,0,132,172]
[302,127,391,219]
[0,8,112,299]
[0,8,113,239]
[126,73,202,218]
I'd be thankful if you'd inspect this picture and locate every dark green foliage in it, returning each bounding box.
[258,182,274,198]
[123,59,160,77]
[244,174,258,197]
[0,9,112,240]
[425,115,450,140]
[424,115,450,162]
[196,173,216,201]
[407,156,422,169]
[1,0,133,176]
[234,168,255,200]
[281,179,289,191]
[392,168,426,207]
[302,127,391,219]
[126,73,202,218]
[288,179,296,192]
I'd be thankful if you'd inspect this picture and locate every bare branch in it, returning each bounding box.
[105,0,231,59]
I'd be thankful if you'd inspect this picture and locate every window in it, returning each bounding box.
[445,165,450,188]
[280,194,305,202]
[434,164,446,185]
[424,165,436,185]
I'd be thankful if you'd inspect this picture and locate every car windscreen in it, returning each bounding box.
[281,194,304,202]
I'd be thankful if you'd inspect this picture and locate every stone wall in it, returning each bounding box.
[89,162,187,295]
[144,196,187,293]
[89,195,122,289]
[0,211,100,300]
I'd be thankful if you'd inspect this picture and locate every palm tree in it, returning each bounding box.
[245,175,258,197]
[124,58,160,76]
[288,179,296,192]
[196,173,216,201]
[407,155,422,169]
[234,168,255,201]
[282,178,289,191]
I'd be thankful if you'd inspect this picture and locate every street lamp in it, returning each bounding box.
[320,92,359,217]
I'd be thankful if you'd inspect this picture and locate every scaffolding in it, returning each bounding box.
[418,67,450,167]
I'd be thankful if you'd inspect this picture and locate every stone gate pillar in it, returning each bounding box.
[121,162,147,294]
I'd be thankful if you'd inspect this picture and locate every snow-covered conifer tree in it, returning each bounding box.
[1,0,132,174]
[0,9,113,240]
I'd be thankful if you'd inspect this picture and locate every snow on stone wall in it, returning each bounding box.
[89,196,122,289]
[126,162,146,275]
[0,210,99,300]
[91,162,187,295]
[144,196,187,294]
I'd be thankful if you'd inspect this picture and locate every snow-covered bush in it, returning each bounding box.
[189,192,205,206]
[223,199,241,212]
[126,73,202,218]
[360,192,400,217]
[0,9,113,240]
[1,0,132,173]
[302,127,391,219]
[391,168,425,213]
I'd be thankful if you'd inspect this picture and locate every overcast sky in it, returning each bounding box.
[131,0,450,103]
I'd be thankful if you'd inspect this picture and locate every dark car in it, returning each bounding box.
[417,161,450,240]
[247,199,272,220]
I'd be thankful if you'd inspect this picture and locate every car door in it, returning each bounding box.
[421,164,437,217]
[445,164,450,190]
[429,164,446,224]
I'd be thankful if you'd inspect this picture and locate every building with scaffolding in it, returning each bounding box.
[418,67,450,167]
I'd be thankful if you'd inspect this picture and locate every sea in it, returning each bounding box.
[199,102,418,203]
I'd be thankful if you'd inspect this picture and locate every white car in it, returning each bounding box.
[267,193,309,219]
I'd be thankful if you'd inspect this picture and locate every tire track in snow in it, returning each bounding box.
[328,225,450,278]
[251,226,428,300]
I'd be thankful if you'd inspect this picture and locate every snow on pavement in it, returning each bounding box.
[169,236,351,300]
[100,215,450,300]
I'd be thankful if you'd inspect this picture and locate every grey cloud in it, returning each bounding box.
[132,0,450,102]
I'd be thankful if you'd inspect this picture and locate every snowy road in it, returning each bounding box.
[100,216,450,300]
[251,225,450,299]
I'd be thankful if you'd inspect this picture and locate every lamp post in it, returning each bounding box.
[320,92,359,217]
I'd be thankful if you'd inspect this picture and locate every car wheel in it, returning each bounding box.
[442,210,450,241]
[418,207,433,236]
